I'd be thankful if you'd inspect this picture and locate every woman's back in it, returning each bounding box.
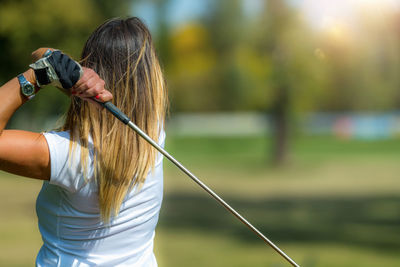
[36,130,165,266]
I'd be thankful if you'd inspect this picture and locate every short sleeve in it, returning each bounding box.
[43,131,93,193]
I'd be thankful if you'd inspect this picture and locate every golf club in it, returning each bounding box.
[100,101,300,267]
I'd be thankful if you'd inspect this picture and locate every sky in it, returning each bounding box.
[131,0,264,32]
[131,0,210,32]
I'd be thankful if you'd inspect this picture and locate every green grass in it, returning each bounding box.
[156,230,400,267]
[0,175,42,266]
[1,135,400,266]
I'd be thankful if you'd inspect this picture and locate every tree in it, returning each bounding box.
[203,0,246,111]
[167,23,218,111]
[254,0,326,164]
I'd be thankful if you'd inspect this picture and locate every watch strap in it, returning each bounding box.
[17,74,36,100]
[17,73,25,84]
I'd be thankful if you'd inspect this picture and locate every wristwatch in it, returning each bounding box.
[17,74,36,100]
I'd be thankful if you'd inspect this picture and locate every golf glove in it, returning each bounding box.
[29,50,83,90]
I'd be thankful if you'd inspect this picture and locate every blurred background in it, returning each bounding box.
[0,0,400,266]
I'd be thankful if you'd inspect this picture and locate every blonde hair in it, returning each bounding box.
[61,17,168,222]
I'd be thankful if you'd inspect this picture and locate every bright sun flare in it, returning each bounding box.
[300,0,400,30]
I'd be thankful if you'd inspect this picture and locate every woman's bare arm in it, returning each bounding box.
[0,69,50,180]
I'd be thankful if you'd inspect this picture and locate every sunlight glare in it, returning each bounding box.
[300,0,400,31]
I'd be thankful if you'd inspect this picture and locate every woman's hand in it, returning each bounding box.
[72,67,113,103]
[31,48,112,103]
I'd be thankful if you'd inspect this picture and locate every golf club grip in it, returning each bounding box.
[100,101,130,124]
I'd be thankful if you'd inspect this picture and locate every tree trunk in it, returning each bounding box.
[271,85,289,165]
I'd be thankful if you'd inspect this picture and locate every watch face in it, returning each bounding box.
[23,84,35,96]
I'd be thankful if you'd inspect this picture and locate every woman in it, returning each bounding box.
[0,17,168,266]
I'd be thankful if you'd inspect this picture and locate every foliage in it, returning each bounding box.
[167,24,219,111]
[161,1,400,113]
[0,0,100,79]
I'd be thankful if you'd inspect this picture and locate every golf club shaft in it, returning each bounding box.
[101,101,300,267]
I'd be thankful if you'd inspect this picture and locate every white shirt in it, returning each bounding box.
[36,130,165,267]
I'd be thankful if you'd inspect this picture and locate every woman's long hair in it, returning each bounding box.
[61,17,168,222]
